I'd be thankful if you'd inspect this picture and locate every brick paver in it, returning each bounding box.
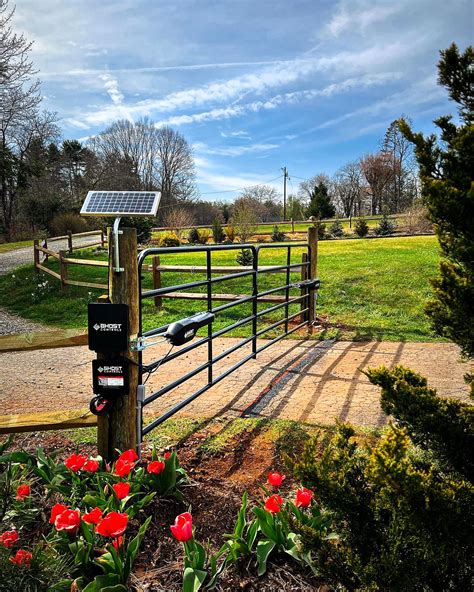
[1,338,470,427]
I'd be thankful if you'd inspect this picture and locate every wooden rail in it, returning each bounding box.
[0,410,97,434]
[0,329,88,352]
[34,238,109,292]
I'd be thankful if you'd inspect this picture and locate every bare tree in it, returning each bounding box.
[91,119,197,215]
[333,161,363,218]
[0,0,58,238]
[239,184,281,221]
[231,196,260,242]
[163,206,195,239]
[382,118,419,212]
[156,125,198,206]
[360,153,396,215]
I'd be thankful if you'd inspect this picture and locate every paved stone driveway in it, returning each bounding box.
[0,338,469,427]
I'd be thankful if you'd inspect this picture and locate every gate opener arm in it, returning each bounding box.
[293,278,320,290]
[134,311,215,350]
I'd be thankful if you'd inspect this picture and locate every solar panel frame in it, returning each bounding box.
[80,191,161,217]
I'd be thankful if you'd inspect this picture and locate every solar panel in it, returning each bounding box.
[80,191,161,217]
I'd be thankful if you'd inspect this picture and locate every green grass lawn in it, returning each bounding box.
[0,235,440,342]
[0,239,33,253]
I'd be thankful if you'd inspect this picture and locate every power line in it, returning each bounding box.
[290,174,310,181]
[200,174,283,196]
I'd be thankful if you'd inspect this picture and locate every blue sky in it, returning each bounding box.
[14,0,473,199]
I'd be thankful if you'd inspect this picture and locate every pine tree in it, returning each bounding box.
[398,44,474,359]
[307,182,336,219]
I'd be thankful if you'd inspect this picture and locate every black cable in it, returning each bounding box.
[143,343,175,385]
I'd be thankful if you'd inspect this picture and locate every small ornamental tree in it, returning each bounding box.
[374,212,396,236]
[188,227,200,244]
[271,225,287,242]
[398,43,474,361]
[307,182,336,219]
[211,218,225,243]
[236,248,253,266]
[329,219,344,238]
[354,217,369,238]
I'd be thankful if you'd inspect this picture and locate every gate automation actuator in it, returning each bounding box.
[134,311,215,350]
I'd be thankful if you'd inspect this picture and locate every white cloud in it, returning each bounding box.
[154,72,400,128]
[325,0,402,38]
[314,75,443,132]
[66,44,407,129]
[99,73,124,106]
[194,141,279,157]
[220,130,250,138]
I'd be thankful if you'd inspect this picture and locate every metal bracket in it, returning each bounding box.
[113,217,124,273]
[131,334,167,351]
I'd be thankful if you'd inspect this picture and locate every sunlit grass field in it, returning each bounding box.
[0,235,440,342]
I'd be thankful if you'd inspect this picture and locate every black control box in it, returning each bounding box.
[88,303,129,352]
[92,357,129,397]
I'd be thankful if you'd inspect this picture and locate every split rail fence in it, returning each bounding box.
[34,229,108,291]
[33,236,310,308]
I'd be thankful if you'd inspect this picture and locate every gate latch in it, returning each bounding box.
[294,278,320,290]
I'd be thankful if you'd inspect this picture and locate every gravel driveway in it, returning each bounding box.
[0,235,104,335]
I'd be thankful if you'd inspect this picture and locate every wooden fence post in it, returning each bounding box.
[33,240,40,273]
[301,252,308,322]
[291,218,295,233]
[67,231,73,254]
[153,256,162,309]
[307,225,319,329]
[59,250,68,292]
[97,227,139,461]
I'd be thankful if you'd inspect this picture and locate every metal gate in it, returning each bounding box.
[135,242,318,447]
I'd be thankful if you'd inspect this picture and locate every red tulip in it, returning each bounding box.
[170,512,193,542]
[82,507,103,525]
[83,459,99,472]
[96,512,129,538]
[295,487,313,508]
[265,494,283,514]
[113,482,130,500]
[50,503,68,524]
[0,530,19,548]
[164,451,171,460]
[54,509,81,534]
[114,458,135,477]
[118,449,138,463]
[267,471,285,487]
[147,460,165,475]
[112,535,123,550]
[16,484,30,500]
[64,454,87,472]
[10,549,32,567]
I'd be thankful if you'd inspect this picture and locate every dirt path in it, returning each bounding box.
[0,338,469,428]
[0,235,102,276]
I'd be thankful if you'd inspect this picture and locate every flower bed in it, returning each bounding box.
[0,429,330,591]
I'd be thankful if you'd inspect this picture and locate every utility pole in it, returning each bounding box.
[281,166,289,221]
